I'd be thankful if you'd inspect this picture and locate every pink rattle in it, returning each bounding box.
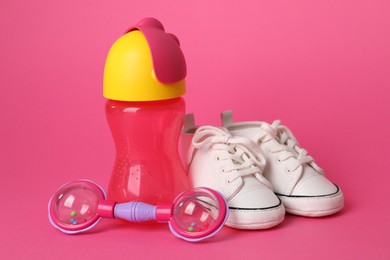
[48,180,228,242]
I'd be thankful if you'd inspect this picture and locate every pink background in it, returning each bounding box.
[1,0,389,259]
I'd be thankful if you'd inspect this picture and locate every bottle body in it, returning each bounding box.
[105,97,189,205]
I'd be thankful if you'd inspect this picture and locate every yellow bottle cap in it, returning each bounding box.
[103,18,186,101]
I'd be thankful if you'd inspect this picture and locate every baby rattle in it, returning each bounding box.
[48,180,228,242]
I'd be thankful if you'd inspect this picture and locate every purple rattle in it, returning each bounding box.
[48,180,228,242]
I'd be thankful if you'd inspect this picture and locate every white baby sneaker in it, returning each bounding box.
[183,115,285,229]
[221,110,344,217]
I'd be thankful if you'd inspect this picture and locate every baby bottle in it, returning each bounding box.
[103,18,189,205]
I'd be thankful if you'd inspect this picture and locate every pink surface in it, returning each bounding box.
[0,0,389,259]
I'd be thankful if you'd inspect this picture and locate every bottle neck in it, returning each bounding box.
[106,97,184,105]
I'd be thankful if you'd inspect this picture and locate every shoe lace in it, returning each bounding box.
[257,121,323,174]
[192,126,271,187]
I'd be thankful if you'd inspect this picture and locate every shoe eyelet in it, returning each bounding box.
[287,169,291,173]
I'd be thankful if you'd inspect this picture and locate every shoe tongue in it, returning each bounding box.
[229,127,261,142]
[260,123,278,139]
[229,123,277,143]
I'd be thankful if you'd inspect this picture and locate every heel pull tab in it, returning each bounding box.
[184,113,196,133]
[221,110,233,127]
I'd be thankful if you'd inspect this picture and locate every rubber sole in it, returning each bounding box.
[278,189,344,217]
[225,203,286,229]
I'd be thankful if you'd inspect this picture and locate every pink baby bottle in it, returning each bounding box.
[103,18,189,205]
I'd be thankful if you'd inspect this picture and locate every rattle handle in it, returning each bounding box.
[114,202,156,222]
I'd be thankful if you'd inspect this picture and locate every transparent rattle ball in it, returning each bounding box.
[48,180,106,234]
[169,187,228,242]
